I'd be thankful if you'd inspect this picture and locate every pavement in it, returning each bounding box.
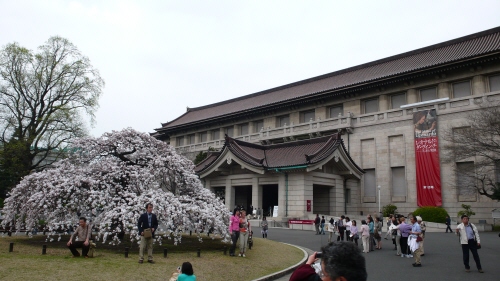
[251,225,500,281]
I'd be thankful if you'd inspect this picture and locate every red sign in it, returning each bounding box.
[413,109,442,206]
[289,220,314,225]
[306,200,311,212]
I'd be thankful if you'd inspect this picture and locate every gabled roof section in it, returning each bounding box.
[157,26,500,132]
[195,133,364,178]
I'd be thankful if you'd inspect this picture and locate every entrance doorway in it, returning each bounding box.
[262,184,278,217]
[234,185,252,213]
[313,184,332,215]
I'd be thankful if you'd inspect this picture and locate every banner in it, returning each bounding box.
[413,109,442,206]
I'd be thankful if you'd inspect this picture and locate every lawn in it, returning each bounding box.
[0,233,303,281]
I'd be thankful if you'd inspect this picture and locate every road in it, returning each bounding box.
[252,226,500,281]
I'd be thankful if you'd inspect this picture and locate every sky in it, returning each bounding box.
[1,1,500,137]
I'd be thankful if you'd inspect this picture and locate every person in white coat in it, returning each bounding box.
[456,215,483,273]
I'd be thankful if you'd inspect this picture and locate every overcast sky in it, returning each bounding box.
[2,1,500,137]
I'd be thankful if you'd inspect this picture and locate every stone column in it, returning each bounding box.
[249,122,256,134]
[315,106,327,120]
[278,173,286,217]
[378,94,389,111]
[333,178,345,215]
[219,128,225,139]
[251,178,262,213]
[472,75,485,95]
[407,89,418,104]
[195,133,200,144]
[225,178,235,211]
[438,83,450,99]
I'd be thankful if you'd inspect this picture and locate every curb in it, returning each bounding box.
[252,243,309,281]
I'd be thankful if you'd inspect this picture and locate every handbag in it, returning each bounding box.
[143,228,152,238]
[416,235,423,242]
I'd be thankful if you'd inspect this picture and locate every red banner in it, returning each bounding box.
[288,220,314,225]
[413,109,442,206]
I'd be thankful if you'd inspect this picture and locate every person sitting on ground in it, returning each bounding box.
[289,241,367,281]
[67,217,92,258]
[177,262,196,281]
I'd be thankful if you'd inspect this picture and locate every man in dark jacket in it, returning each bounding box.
[137,203,158,263]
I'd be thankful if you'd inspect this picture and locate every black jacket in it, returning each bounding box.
[138,212,159,237]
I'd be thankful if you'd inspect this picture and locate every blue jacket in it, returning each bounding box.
[137,212,159,237]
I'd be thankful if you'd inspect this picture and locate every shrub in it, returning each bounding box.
[382,204,398,217]
[412,206,449,223]
[457,204,475,218]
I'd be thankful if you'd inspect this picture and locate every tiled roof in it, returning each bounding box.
[157,27,500,131]
[194,133,363,174]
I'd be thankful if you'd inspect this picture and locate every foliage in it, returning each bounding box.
[457,204,475,218]
[193,147,216,165]
[382,204,398,217]
[412,206,449,223]
[1,128,229,245]
[0,36,104,197]
[442,103,500,200]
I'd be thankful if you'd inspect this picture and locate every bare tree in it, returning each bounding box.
[442,102,500,200]
[0,36,104,196]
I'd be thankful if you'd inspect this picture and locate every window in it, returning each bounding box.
[239,123,249,135]
[420,87,437,102]
[363,169,376,197]
[254,120,264,133]
[176,136,184,146]
[452,80,471,98]
[211,130,220,140]
[456,162,476,196]
[363,98,379,114]
[200,131,208,142]
[277,115,290,127]
[329,105,343,118]
[187,134,195,145]
[224,127,234,137]
[391,93,406,109]
[391,167,406,197]
[300,110,315,123]
[489,74,500,92]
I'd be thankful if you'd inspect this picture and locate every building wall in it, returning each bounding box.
[175,63,500,223]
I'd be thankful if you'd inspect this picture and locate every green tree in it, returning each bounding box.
[442,103,500,201]
[0,36,104,197]
[457,204,475,218]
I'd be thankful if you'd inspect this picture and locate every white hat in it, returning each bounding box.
[416,216,422,221]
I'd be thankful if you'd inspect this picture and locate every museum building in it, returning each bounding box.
[153,27,500,223]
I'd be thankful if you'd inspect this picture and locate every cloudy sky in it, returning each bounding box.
[1,1,500,137]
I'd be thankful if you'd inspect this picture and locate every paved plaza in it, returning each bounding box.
[252,225,500,281]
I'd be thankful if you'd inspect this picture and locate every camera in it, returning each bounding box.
[177,266,181,271]
[316,252,322,259]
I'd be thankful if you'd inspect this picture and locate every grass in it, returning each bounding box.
[0,233,303,281]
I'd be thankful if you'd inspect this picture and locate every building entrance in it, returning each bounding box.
[262,184,278,217]
[234,185,252,213]
[313,184,332,215]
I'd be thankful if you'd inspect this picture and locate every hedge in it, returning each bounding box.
[412,206,449,223]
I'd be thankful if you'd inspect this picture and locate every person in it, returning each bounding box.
[456,214,483,273]
[389,216,401,254]
[67,217,92,258]
[137,203,158,264]
[314,214,320,235]
[289,242,367,281]
[360,220,370,253]
[261,216,268,238]
[177,262,196,281]
[257,207,262,220]
[238,210,251,257]
[409,216,423,267]
[399,216,412,258]
[367,217,374,252]
[345,217,352,241]
[327,218,335,243]
[337,215,345,241]
[384,214,393,240]
[229,208,240,256]
[374,217,382,249]
[416,216,426,255]
[320,216,326,235]
[445,215,452,233]
[350,220,359,246]
[413,110,436,137]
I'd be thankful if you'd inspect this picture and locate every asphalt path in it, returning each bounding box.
[252,226,500,281]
